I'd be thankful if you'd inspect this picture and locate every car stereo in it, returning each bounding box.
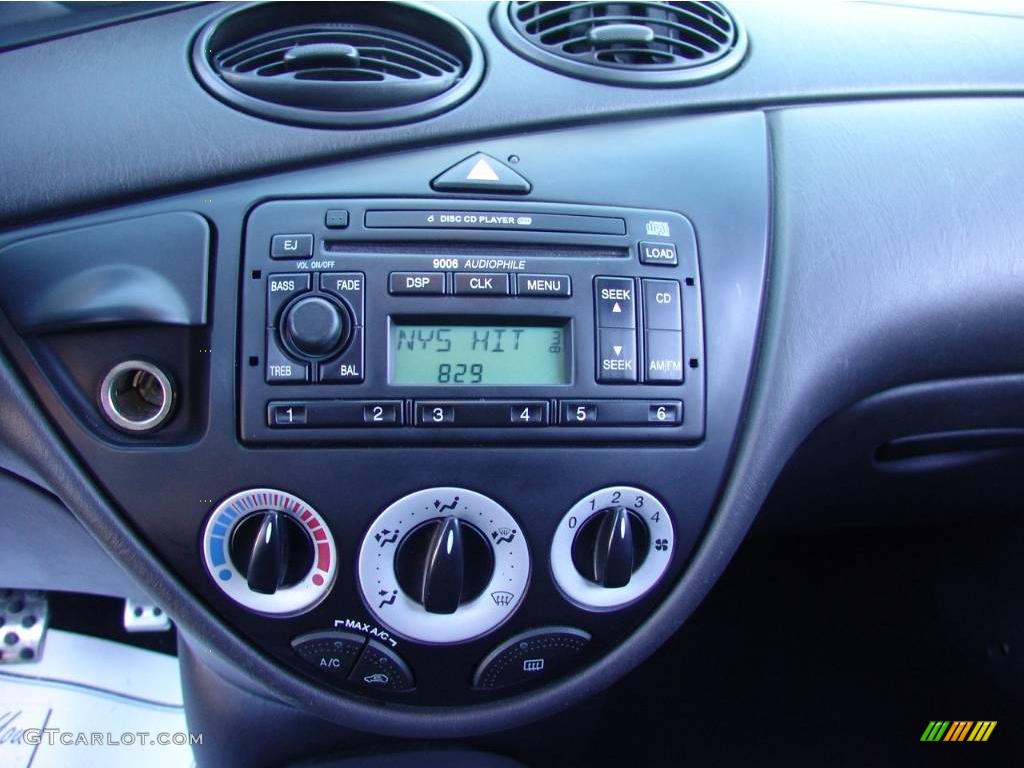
[239,199,705,443]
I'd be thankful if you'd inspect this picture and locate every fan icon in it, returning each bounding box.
[654,539,669,552]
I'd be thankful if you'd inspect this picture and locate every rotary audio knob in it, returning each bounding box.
[202,489,338,616]
[394,516,494,614]
[281,295,349,357]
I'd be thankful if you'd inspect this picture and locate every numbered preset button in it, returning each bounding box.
[559,400,682,426]
[415,401,550,427]
[267,400,403,428]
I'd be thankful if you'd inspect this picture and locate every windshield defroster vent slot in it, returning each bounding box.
[193,2,483,127]
[493,1,747,86]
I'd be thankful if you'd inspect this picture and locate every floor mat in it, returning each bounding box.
[0,629,195,767]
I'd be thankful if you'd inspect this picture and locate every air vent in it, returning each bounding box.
[192,2,483,127]
[493,1,747,86]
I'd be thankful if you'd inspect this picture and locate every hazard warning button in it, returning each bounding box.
[430,153,532,194]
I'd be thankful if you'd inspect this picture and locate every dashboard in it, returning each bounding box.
[1,1,1023,765]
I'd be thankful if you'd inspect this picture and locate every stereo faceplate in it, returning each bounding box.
[240,199,705,444]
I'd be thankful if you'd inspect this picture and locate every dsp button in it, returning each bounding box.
[349,639,415,692]
[474,627,590,690]
[320,272,364,326]
[389,271,445,295]
[266,273,310,327]
[291,631,365,681]
[454,272,509,295]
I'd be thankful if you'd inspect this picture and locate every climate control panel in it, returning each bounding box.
[200,483,679,700]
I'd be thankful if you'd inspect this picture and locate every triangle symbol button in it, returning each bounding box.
[613,345,623,356]
[612,302,622,313]
[431,153,531,194]
[466,158,500,181]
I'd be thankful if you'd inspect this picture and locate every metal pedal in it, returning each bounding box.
[123,599,172,633]
[0,589,48,663]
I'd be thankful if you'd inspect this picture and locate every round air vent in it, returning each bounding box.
[192,2,483,127]
[493,1,747,87]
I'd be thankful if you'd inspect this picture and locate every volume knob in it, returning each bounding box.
[282,295,349,357]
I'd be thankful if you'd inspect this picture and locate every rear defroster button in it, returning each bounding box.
[474,627,591,689]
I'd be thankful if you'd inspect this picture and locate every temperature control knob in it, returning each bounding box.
[281,295,349,357]
[552,486,674,611]
[228,511,314,595]
[202,489,337,616]
[358,488,530,644]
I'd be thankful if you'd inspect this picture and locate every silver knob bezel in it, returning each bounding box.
[202,488,337,616]
[551,485,674,611]
[357,487,530,645]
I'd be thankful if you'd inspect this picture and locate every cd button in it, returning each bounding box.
[642,279,682,331]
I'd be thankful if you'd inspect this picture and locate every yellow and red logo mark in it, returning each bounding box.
[921,721,996,742]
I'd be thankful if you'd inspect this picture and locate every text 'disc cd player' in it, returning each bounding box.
[240,199,705,444]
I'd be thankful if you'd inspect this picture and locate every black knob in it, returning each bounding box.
[571,507,649,588]
[395,517,494,614]
[282,296,349,357]
[229,511,315,595]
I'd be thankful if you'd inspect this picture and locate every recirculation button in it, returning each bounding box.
[349,639,416,692]
[473,626,591,689]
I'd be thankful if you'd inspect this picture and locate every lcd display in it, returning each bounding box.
[389,322,569,385]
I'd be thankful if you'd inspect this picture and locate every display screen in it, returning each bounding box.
[389,322,569,386]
